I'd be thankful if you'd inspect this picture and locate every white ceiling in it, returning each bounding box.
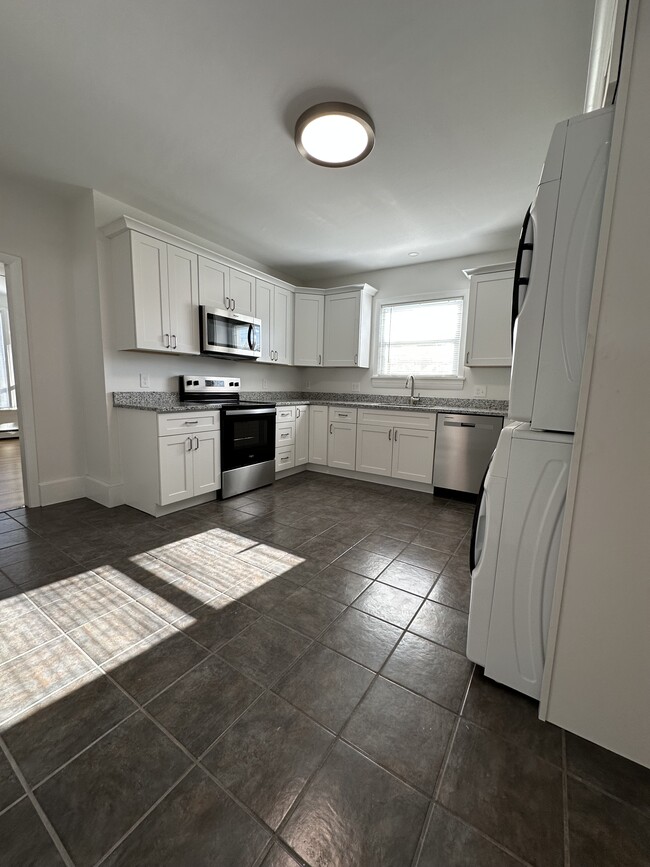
[0,0,595,281]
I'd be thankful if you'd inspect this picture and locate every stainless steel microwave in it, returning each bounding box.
[199,305,262,359]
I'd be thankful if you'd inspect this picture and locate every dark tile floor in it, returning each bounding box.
[0,471,648,866]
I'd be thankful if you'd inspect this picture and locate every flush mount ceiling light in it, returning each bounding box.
[295,102,375,168]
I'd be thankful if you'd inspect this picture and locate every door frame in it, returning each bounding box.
[1,253,40,507]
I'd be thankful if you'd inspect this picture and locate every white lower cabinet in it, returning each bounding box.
[276,446,295,472]
[295,406,309,466]
[328,422,356,470]
[308,406,328,465]
[391,428,435,483]
[192,431,221,495]
[159,430,220,504]
[355,425,393,477]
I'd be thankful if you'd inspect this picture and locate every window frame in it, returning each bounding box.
[371,288,468,389]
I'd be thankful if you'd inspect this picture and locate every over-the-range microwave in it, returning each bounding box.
[199,305,262,360]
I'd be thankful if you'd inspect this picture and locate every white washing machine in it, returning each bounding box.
[467,423,573,699]
[509,106,614,434]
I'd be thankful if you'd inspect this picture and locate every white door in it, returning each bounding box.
[131,232,171,352]
[255,279,274,363]
[308,406,328,465]
[159,435,194,504]
[328,422,356,470]
[167,245,199,355]
[392,428,435,484]
[356,424,393,476]
[274,285,294,365]
[295,406,309,465]
[198,257,229,309]
[229,269,255,316]
[466,270,514,366]
[192,431,221,495]
[324,292,360,366]
[294,294,324,366]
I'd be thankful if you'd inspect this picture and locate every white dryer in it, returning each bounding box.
[467,422,573,699]
[509,106,614,433]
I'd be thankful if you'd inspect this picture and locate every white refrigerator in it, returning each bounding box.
[466,107,614,699]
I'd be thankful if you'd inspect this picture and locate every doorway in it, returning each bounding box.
[0,263,22,508]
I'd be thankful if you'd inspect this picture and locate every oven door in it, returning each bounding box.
[200,306,261,359]
[221,408,276,471]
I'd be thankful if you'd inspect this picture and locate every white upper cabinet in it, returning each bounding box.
[464,265,515,367]
[294,293,324,366]
[324,292,360,367]
[111,230,199,354]
[198,257,229,309]
[229,269,255,317]
[255,279,294,365]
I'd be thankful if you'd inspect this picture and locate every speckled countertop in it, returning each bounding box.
[113,391,509,417]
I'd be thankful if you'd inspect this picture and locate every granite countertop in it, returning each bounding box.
[113,391,509,417]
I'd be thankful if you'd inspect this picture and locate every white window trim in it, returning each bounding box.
[371,288,468,388]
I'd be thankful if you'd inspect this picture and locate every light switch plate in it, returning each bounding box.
[262,379,269,390]
[140,373,150,388]
[473,385,487,397]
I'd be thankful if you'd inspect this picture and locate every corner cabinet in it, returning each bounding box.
[110,230,200,354]
[463,264,515,367]
[294,284,376,368]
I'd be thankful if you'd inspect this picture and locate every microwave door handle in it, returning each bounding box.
[247,324,254,351]
[511,205,533,349]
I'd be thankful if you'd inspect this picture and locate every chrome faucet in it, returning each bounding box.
[405,375,421,405]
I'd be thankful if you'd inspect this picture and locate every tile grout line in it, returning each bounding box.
[0,735,75,867]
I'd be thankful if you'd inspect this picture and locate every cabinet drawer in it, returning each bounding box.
[276,422,296,446]
[157,412,220,436]
[357,408,436,430]
[328,407,358,423]
[276,446,295,471]
[276,406,296,422]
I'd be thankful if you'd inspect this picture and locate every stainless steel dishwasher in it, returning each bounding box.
[433,413,503,495]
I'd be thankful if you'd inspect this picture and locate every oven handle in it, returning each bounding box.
[224,408,276,416]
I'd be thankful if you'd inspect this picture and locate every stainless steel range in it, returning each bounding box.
[179,375,276,499]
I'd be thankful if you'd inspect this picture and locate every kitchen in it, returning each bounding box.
[0,1,648,866]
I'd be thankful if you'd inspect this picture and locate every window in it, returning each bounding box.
[377,295,465,378]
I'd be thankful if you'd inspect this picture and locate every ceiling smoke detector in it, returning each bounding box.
[295,102,375,168]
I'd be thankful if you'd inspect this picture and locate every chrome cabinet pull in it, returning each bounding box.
[171,334,177,349]
[186,437,192,451]
[329,423,333,434]
[184,420,199,425]
[232,299,236,311]
[394,430,398,441]
[225,297,231,310]
[318,354,322,365]
[354,353,358,365]
[296,409,300,418]
[388,429,392,441]
[194,436,199,450]
[163,333,170,348]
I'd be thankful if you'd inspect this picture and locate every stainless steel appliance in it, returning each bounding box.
[433,413,503,496]
[179,376,275,499]
[199,305,262,359]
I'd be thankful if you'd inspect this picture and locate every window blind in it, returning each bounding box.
[377,297,464,377]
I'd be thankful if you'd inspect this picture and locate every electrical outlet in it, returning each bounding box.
[262,378,269,390]
[140,373,150,388]
[304,380,311,389]
[473,385,487,398]
[351,382,360,392]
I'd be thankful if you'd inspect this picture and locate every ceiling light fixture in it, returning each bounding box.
[408,251,420,257]
[295,102,375,168]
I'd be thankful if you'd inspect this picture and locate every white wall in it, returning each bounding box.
[301,249,516,400]
[0,172,85,502]
[543,0,650,767]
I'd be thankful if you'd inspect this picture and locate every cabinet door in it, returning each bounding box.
[308,405,328,465]
[131,232,171,351]
[229,269,255,316]
[294,294,324,366]
[159,434,194,504]
[295,406,309,465]
[328,422,357,470]
[167,245,199,354]
[466,270,514,366]
[273,285,294,365]
[192,431,221,495]
[255,279,274,363]
[198,257,229,309]
[324,292,361,366]
[356,424,393,476]
[392,428,435,484]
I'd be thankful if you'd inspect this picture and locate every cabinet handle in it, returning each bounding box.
[225,297,231,310]
[388,429,392,441]
[194,436,199,450]
[394,430,398,441]
[281,455,290,462]
[275,350,279,361]
[281,432,289,439]
[163,333,170,348]
[354,353,358,365]
[232,299,236,311]
[171,334,177,349]
[296,409,300,418]
[318,354,322,365]
[466,351,469,364]
[184,420,199,425]
[186,437,192,451]
[329,423,333,434]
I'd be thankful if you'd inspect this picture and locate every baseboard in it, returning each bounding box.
[85,477,125,508]
[297,463,434,494]
[38,476,86,506]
